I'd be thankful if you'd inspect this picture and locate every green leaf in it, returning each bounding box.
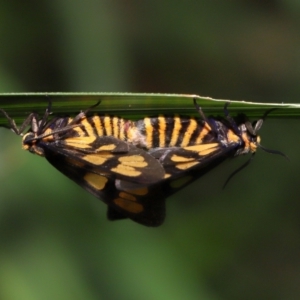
[0,92,299,127]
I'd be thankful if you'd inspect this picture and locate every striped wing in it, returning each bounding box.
[136,142,239,200]
[40,112,243,226]
[149,142,224,177]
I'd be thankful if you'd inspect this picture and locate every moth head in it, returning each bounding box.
[240,109,287,158]
[224,109,287,188]
[237,119,262,154]
[22,131,45,156]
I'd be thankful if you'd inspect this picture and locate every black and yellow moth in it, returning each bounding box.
[0,100,285,226]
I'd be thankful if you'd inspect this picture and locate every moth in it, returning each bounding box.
[0,100,285,226]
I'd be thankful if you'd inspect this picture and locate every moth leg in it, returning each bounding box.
[68,101,101,126]
[0,109,38,136]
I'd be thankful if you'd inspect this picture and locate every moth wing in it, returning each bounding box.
[149,142,232,175]
[45,152,166,227]
[44,136,165,184]
[146,142,240,198]
[110,179,166,226]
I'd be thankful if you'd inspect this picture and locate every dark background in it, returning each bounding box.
[0,1,300,299]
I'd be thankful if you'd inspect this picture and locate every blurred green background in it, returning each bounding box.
[0,1,300,299]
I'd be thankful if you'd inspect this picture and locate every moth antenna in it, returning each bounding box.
[258,144,289,161]
[262,108,278,120]
[245,120,256,135]
[253,119,263,133]
[254,107,288,161]
[223,153,255,189]
[24,123,84,143]
[253,108,278,133]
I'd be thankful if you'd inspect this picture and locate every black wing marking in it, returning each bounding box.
[41,135,165,184]
[149,141,233,176]
[44,150,166,227]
